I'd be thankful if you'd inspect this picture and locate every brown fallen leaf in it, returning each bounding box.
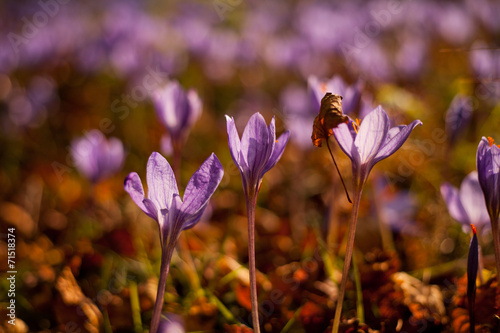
[311,93,349,148]
[54,266,102,333]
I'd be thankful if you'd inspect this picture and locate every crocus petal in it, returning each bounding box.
[107,137,125,172]
[181,153,224,217]
[262,131,290,175]
[146,152,179,212]
[226,115,245,172]
[460,171,490,227]
[240,113,271,178]
[373,119,423,165]
[187,89,202,126]
[332,120,359,163]
[476,137,491,188]
[355,106,390,165]
[441,183,469,225]
[267,117,277,160]
[182,202,208,231]
[164,194,184,244]
[124,172,152,217]
[143,198,160,223]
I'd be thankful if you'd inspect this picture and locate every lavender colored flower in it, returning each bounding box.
[477,137,500,221]
[440,171,490,233]
[226,112,290,196]
[332,106,422,186]
[151,80,202,151]
[308,75,361,115]
[331,106,421,332]
[71,129,125,183]
[477,136,500,284]
[226,112,289,332]
[124,152,223,243]
[445,95,473,145]
[124,152,223,332]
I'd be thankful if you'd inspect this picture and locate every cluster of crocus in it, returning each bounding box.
[225,113,290,332]
[71,129,125,183]
[476,136,500,283]
[329,106,422,332]
[124,152,223,332]
[124,111,288,332]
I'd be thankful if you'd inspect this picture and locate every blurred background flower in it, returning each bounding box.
[71,129,125,183]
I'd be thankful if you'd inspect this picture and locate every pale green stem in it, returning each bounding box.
[246,186,261,333]
[150,239,176,333]
[489,215,500,285]
[352,250,364,324]
[129,279,142,333]
[332,181,364,332]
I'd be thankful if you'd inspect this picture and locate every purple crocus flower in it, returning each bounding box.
[477,136,500,283]
[225,112,289,332]
[226,112,290,197]
[124,152,223,332]
[71,129,125,183]
[124,152,223,245]
[440,171,490,233]
[330,106,421,332]
[151,80,202,153]
[308,75,361,115]
[477,137,500,221]
[445,95,473,146]
[332,106,422,187]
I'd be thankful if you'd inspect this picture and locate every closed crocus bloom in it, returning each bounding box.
[225,112,289,332]
[477,136,500,282]
[477,137,500,221]
[441,171,490,233]
[152,80,202,149]
[445,95,473,146]
[226,112,290,197]
[71,129,125,183]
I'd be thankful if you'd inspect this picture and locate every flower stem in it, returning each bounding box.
[150,240,175,333]
[489,216,500,285]
[246,188,261,333]
[326,138,352,204]
[332,184,363,332]
[352,250,364,324]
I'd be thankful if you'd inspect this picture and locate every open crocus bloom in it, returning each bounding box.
[441,171,490,233]
[332,106,422,186]
[124,152,223,245]
[226,112,290,196]
[477,136,500,220]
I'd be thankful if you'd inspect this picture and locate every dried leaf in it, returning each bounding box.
[54,267,102,333]
[312,93,349,147]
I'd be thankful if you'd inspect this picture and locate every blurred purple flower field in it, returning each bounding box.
[1,0,500,332]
